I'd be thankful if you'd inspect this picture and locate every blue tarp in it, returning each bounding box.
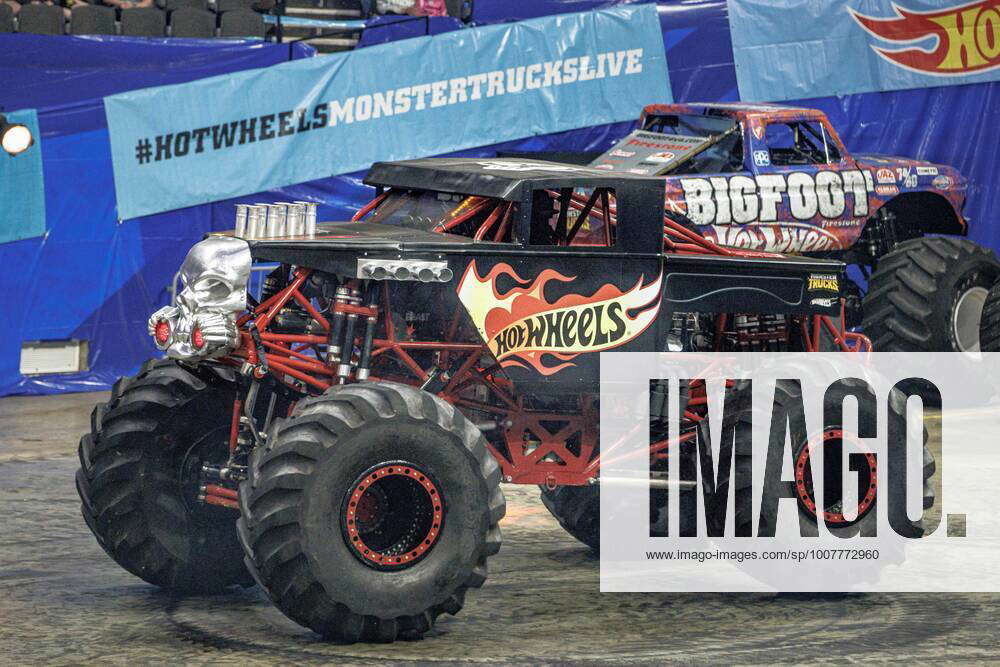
[0,35,315,395]
[3,3,1000,396]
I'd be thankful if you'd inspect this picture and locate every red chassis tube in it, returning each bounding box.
[223,265,869,490]
[221,192,871,488]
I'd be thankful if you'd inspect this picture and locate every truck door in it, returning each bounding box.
[747,118,871,252]
[458,185,661,391]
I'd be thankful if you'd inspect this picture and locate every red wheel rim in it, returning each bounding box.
[795,428,877,526]
[342,462,444,570]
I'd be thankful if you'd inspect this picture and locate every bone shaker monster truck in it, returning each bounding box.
[76,158,934,641]
[583,102,1000,352]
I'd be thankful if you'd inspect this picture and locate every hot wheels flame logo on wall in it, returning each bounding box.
[851,0,1000,75]
[456,261,662,375]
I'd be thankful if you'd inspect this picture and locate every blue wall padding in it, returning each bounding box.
[2,4,1000,395]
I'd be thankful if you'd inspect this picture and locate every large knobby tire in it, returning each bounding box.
[76,359,253,592]
[863,237,1000,352]
[539,380,687,552]
[708,379,935,539]
[237,382,505,642]
[539,484,601,551]
[979,281,1000,352]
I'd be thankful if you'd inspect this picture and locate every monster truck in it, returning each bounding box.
[76,158,934,641]
[582,102,999,352]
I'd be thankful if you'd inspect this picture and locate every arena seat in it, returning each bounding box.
[219,8,262,37]
[121,6,166,36]
[215,0,256,14]
[165,0,207,12]
[445,0,471,20]
[70,4,116,35]
[0,3,13,33]
[17,4,65,35]
[171,6,215,37]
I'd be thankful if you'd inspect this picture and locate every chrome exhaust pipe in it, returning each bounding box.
[234,204,248,238]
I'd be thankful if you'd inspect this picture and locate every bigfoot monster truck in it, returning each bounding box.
[76,158,934,641]
[585,102,1000,352]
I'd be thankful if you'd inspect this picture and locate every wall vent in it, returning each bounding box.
[20,340,89,376]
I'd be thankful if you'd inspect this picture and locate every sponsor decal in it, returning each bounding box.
[895,166,918,188]
[627,167,653,174]
[474,160,584,173]
[820,217,865,229]
[876,184,900,196]
[592,130,705,174]
[643,151,676,164]
[456,261,662,375]
[678,169,873,225]
[625,131,705,151]
[702,223,843,253]
[753,149,770,167]
[851,0,1000,76]
[917,165,939,176]
[876,167,895,184]
[807,272,839,293]
[752,123,765,141]
[933,174,954,188]
[810,297,838,308]
[593,163,616,171]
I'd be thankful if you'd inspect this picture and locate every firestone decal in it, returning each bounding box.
[456,261,662,375]
[851,0,1000,76]
[678,169,873,226]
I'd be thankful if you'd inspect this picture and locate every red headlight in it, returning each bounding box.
[191,326,205,350]
[154,320,171,345]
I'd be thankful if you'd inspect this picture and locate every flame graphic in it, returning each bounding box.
[851,1,1000,75]
[456,261,663,375]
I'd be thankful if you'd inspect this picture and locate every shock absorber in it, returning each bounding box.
[327,286,349,365]
[355,282,380,381]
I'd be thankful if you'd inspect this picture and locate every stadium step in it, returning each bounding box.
[283,0,362,13]
[278,4,361,52]
[284,6,360,17]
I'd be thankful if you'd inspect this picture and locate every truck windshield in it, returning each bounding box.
[640,113,743,173]
[363,189,516,241]
[367,190,473,229]
[642,112,734,138]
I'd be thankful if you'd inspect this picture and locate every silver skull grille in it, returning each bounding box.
[148,236,251,360]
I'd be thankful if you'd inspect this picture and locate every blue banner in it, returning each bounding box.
[0,109,45,245]
[105,4,670,220]
[730,0,1000,101]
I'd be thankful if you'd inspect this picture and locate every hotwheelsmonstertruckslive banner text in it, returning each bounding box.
[104,5,670,220]
[730,0,1000,101]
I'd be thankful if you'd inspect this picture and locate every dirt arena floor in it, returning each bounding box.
[2,391,999,664]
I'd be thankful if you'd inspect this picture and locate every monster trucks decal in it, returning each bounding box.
[457,261,662,375]
[852,0,1000,76]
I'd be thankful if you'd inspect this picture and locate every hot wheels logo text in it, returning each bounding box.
[456,262,661,375]
[852,0,1000,75]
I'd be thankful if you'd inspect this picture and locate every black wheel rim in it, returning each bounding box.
[341,460,444,570]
